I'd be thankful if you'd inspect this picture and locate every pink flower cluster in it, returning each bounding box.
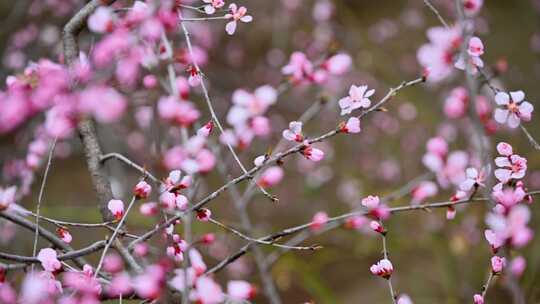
[422,137,468,189]
[222,85,277,149]
[281,52,352,85]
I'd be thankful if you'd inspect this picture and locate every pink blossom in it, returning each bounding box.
[282,121,304,142]
[362,195,390,220]
[454,52,484,74]
[189,249,208,275]
[107,199,125,220]
[37,248,61,272]
[163,170,192,192]
[196,149,217,173]
[340,117,361,134]
[494,154,527,183]
[417,25,462,82]
[88,7,114,33]
[370,220,385,234]
[338,85,374,115]
[225,4,253,35]
[251,116,271,136]
[484,229,504,253]
[510,256,526,277]
[194,276,224,304]
[344,216,368,230]
[497,142,513,156]
[322,53,352,75]
[166,245,184,263]
[197,208,212,222]
[310,211,328,230]
[79,86,127,123]
[468,37,485,57]
[302,144,325,162]
[227,280,256,301]
[494,91,534,128]
[132,264,166,300]
[176,194,189,211]
[492,187,526,209]
[133,243,149,257]
[473,294,484,304]
[203,0,225,15]
[258,166,284,188]
[444,87,468,119]
[281,52,314,84]
[459,167,486,191]
[103,253,124,273]
[106,272,133,298]
[0,186,16,210]
[197,121,214,137]
[397,294,414,304]
[227,85,276,127]
[370,258,393,279]
[160,192,177,210]
[202,233,215,244]
[139,202,158,216]
[464,0,484,15]
[56,228,72,243]
[491,255,506,273]
[133,180,151,199]
[143,74,158,89]
[411,181,438,204]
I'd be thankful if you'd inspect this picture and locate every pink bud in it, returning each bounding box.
[227,280,257,301]
[473,294,484,304]
[107,199,125,220]
[510,256,526,278]
[496,142,513,156]
[258,166,284,188]
[197,208,211,222]
[134,180,152,199]
[160,192,176,210]
[370,220,385,234]
[139,202,158,216]
[143,75,158,89]
[370,258,393,279]
[103,253,124,273]
[323,53,352,75]
[197,121,214,137]
[491,255,506,274]
[302,145,324,162]
[341,117,361,134]
[202,233,216,244]
[56,228,72,243]
[310,212,328,231]
[134,243,149,257]
[37,248,61,272]
[176,194,188,211]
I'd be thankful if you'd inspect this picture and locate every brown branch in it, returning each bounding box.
[0,240,106,264]
[0,211,87,268]
[63,0,117,221]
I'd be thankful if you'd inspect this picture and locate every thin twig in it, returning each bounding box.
[94,196,137,278]
[31,138,57,272]
[520,125,540,151]
[100,152,161,184]
[205,190,540,274]
[423,0,450,29]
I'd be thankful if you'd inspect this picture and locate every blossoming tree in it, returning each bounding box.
[0,0,539,303]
